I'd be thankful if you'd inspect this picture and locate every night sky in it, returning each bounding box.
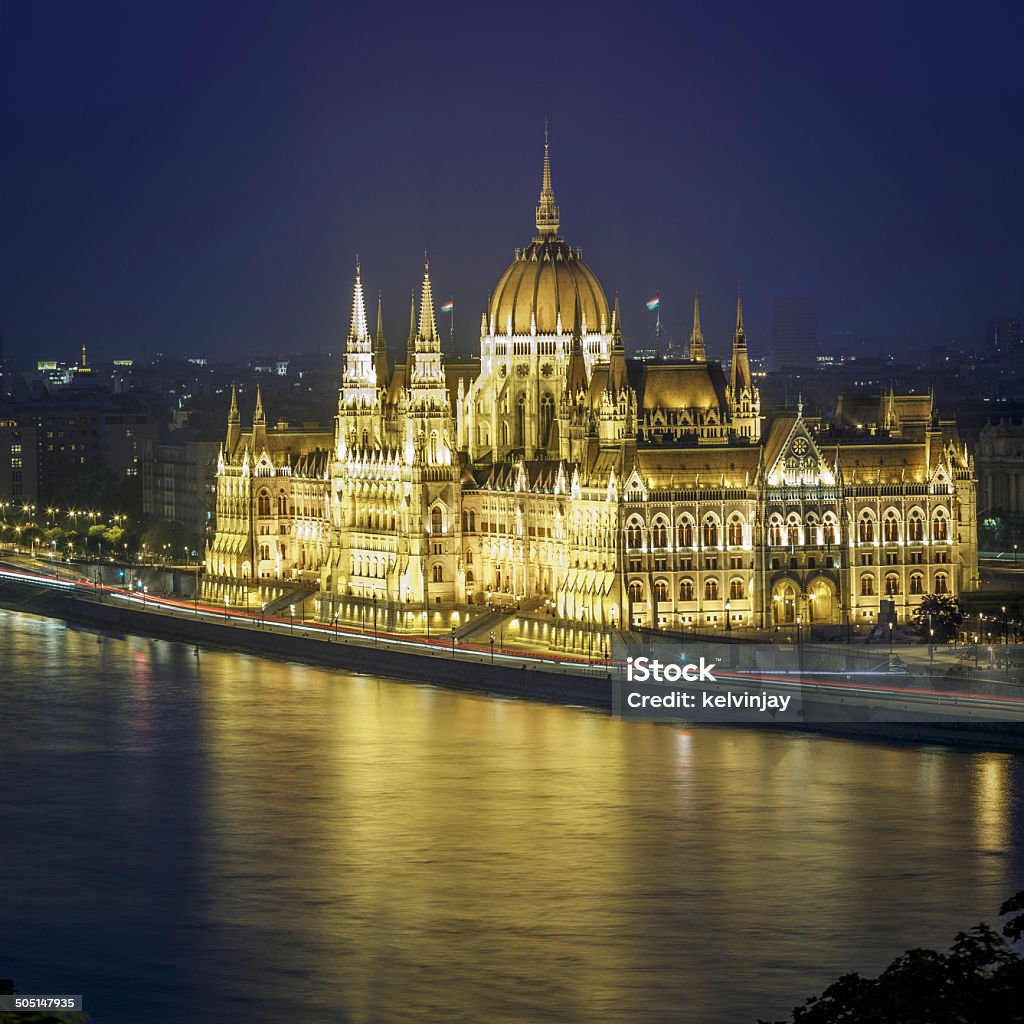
[3,1,1022,365]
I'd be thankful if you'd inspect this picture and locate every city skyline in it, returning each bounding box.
[3,3,1022,364]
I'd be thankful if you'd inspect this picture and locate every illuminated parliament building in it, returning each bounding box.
[205,140,979,633]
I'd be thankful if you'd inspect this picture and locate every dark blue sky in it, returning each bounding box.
[3,1,1022,365]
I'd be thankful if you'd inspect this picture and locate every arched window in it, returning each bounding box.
[884,511,900,543]
[805,515,819,546]
[768,515,784,547]
[908,511,924,542]
[540,393,554,446]
[702,517,719,548]
[822,515,837,546]
[786,516,802,547]
[628,580,644,603]
[431,506,443,535]
[705,578,719,601]
[885,573,900,595]
[626,518,643,549]
[934,572,949,594]
[466,550,473,565]
[730,577,744,601]
[910,573,924,595]
[432,563,443,584]
[517,395,527,446]
[466,569,475,585]
[278,495,288,516]
[259,544,270,561]
[651,517,668,548]
[429,431,440,463]
[679,578,694,601]
[677,518,694,548]
[860,574,875,596]
[932,510,948,541]
[727,516,744,547]
[859,513,874,543]
[257,491,271,517]
[654,579,669,602]
[501,422,510,447]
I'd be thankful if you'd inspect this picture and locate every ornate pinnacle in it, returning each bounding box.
[535,122,560,236]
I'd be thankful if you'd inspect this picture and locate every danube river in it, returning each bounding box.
[1,609,1022,1024]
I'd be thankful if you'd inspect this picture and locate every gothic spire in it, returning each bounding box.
[252,383,267,451]
[417,258,439,343]
[689,291,706,362]
[225,383,241,452]
[535,121,560,236]
[374,292,390,386]
[375,292,385,348]
[729,288,751,393]
[348,260,370,344]
[608,295,628,394]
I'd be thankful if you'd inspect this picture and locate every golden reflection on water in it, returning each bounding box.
[0,613,1020,1024]
[187,653,1021,1023]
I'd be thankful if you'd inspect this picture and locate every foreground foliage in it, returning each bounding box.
[761,891,1024,1023]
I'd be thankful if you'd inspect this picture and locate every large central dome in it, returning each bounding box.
[487,137,610,337]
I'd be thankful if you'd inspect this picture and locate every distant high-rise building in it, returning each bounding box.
[986,318,1021,353]
[773,298,818,369]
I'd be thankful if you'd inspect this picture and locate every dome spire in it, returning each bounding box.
[535,121,560,236]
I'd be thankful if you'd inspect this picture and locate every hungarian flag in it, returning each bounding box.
[645,294,660,312]
[440,299,454,313]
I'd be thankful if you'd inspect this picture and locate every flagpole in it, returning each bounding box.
[656,291,661,357]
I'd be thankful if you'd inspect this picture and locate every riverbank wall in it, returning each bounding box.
[0,577,612,710]
[3,576,1024,750]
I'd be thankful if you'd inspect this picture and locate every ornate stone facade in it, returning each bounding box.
[204,139,979,632]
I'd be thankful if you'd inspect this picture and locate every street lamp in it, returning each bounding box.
[261,601,266,629]
[451,626,457,658]
[290,603,296,635]
[334,609,339,641]
[725,599,732,632]
[224,593,229,622]
[490,630,496,664]
[888,618,893,657]
[796,613,802,647]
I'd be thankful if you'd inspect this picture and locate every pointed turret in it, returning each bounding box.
[608,294,628,393]
[348,261,370,344]
[689,291,706,362]
[408,260,447,392]
[565,294,589,397]
[374,292,390,387]
[225,383,241,453]
[535,122,560,237]
[417,257,440,343]
[342,261,376,389]
[404,290,416,389]
[252,383,267,451]
[729,289,751,393]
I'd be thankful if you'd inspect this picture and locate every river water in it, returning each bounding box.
[1,608,1022,1023]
